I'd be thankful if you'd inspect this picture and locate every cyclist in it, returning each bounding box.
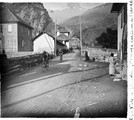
[42,51,49,72]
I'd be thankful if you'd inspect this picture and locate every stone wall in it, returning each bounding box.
[6,51,34,58]
[83,47,117,62]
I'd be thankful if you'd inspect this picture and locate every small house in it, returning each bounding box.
[57,27,70,48]
[69,36,80,49]
[33,32,54,54]
[33,32,67,54]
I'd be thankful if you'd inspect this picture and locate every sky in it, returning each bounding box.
[43,3,103,11]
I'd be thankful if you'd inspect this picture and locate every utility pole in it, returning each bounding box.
[79,14,82,56]
[78,6,85,56]
[50,10,57,56]
[55,20,57,56]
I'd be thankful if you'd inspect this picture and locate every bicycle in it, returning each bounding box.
[42,60,49,72]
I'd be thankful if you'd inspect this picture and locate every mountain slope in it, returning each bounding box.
[48,7,86,24]
[60,3,117,45]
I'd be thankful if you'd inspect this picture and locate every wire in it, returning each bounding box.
[43,33,53,52]
[48,35,54,51]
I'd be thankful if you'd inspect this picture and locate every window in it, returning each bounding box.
[8,24,12,32]
[28,29,30,36]
[0,25,2,33]
[22,40,25,47]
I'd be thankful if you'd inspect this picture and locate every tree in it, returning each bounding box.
[96,28,117,49]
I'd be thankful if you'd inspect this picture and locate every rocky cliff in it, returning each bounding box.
[8,3,52,38]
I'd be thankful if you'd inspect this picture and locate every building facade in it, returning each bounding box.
[57,27,70,48]
[69,36,80,49]
[33,32,54,54]
[0,5,33,57]
[111,3,127,64]
[33,32,67,54]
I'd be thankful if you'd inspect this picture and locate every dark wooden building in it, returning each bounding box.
[0,4,33,57]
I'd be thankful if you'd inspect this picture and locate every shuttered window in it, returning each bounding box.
[8,24,12,32]
[0,25,2,33]
[22,40,25,47]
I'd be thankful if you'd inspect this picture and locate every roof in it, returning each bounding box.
[111,3,126,13]
[0,5,33,29]
[32,32,43,41]
[88,46,102,48]
[57,33,69,41]
[59,27,69,33]
[32,32,55,42]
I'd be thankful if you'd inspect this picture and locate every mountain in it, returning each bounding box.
[60,3,118,45]
[48,7,86,24]
[8,3,52,38]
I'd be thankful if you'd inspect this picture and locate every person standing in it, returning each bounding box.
[85,51,89,61]
[109,53,115,76]
[58,49,63,61]
[0,50,8,80]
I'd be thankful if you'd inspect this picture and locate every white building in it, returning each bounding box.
[33,33,54,54]
[33,32,67,54]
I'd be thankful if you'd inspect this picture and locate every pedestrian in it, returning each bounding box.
[109,53,116,76]
[42,51,49,71]
[70,47,73,52]
[85,51,89,61]
[58,49,63,61]
[0,50,8,80]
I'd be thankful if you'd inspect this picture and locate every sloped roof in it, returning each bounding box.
[59,27,69,33]
[32,32,55,42]
[57,33,69,41]
[0,5,33,29]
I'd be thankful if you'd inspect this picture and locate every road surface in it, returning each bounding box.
[1,50,127,118]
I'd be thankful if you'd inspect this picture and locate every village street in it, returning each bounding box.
[1,50,127,118]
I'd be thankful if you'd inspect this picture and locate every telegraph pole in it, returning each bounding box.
[79,6,85,56]
[50,10,57,56]
[55,20,57,56]
[79,14,82,56]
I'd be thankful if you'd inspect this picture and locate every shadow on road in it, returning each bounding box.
[2,64,108,91]
[2,72,108,109]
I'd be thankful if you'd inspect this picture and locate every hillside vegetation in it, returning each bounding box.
[60,3,118,46]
